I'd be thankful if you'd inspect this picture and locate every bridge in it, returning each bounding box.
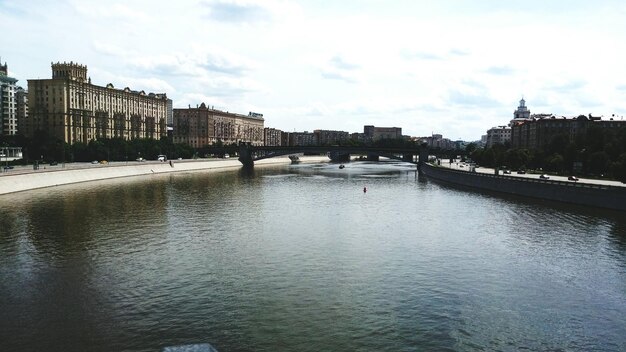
[207,143,422,167]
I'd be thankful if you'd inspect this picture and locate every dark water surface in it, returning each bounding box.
[1,161,625,351]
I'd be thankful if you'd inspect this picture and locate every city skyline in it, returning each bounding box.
[2,0,626,140]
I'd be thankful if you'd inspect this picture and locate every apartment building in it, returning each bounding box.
[0,61,18,136]
[27,61,168,144]
[511,114,626,149]
[173,103,264,148]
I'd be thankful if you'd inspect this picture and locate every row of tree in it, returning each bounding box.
[1,132,196,163]
[466,126,626,182]
[1,131,423,165]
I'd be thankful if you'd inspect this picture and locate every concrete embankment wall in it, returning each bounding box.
[0,157,309,196]
[421,163,626,211]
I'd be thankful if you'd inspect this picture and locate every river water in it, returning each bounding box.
[1,161,625,352]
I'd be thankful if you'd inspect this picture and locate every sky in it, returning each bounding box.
[2,0,626,141]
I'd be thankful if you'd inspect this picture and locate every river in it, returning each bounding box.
[1,161,625,351]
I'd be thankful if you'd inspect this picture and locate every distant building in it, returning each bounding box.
[364,125,402,141]
[314,129,350,145]
[285,131,316,146]
[264,127,282,146]
[418,134,456,149]
[27,61,168,144]
[173,103,264,148]
[0,61,18,136]
[485,126,511,148]
[511,114,626,149]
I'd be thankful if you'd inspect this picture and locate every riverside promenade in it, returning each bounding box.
[0,156,328,195]
[421,161,626,211]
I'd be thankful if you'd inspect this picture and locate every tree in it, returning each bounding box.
[545,153,564,172]
[588,151,610,175]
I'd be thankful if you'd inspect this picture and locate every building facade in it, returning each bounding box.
[26,61,168,144]
[314,129,350,145]
[511,114,626,149]
[419,134,456,149]
[485,126,511,148]
[283,131,318,147]
[364,125,402,141]
[173,103,264,148]
[264,127,282,146]
[0,61,18,136]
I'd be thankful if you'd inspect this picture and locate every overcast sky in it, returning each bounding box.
[2,0,626,140]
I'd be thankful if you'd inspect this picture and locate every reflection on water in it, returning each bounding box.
[1,161,625,352]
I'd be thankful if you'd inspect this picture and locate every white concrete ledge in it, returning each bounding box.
[0,156,328,195]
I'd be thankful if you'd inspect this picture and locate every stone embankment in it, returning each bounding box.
[0,156,326,195]
[421,162,626,211]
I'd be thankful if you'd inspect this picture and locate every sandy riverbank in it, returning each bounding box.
[0,156,329,195]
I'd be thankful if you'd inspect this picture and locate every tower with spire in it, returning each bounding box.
[0,58,8,76]
[513,97,530,120]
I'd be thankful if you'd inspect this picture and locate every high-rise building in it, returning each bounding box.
[27,61,168,144]
[173,103,264,148]
[0,61,18,136]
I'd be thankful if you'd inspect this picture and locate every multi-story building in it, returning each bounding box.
[0,61,18,136]
[284,131,316,146]
[264,127,282,146]
[511,114,626,149]
[418,134,456,150]
[485,126,511,148]
[26,61,168,144]
[173,103,264,148]
[364,125,402,141]
[314,129,350,145]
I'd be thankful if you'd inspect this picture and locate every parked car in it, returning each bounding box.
[136,157,145,162]
[517,170,526,174]
[503,170,511,174]
[157,155,167,162]
[3,165,14,170]
[49,161,58,166]
[91,160,99,164]
[568,176,579,181]
[539,174,550,180]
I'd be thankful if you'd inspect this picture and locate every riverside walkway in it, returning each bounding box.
[0,156,329,195]
[441,160,626,188]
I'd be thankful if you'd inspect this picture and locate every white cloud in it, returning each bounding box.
[2,0,626,140]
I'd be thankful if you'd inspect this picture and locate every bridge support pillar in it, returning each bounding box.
[366,153,379,161]
[402,154,414,162]
[418,145,428,174]
[238,142,254,167]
